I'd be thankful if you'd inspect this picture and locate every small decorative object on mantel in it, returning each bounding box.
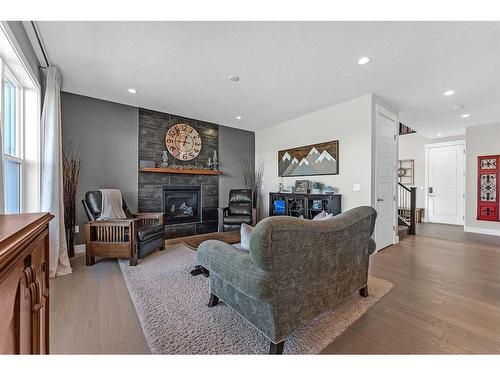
[160,150,170,167]
[278,140,339,177]
[477,155,499,221]
[139,160,155,169]
[213,150,218,170]
[294,180,310,193]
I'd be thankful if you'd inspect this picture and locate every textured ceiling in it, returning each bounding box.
[37,21,500,138]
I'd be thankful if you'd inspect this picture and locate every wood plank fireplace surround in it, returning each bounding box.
[138,109,223,239]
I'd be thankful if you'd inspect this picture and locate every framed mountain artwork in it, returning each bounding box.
[278,140,339,177]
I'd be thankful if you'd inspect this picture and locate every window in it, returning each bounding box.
[2,69,23,213]
[1,23,41,215]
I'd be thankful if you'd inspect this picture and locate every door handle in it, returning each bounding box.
[377,198,384,202]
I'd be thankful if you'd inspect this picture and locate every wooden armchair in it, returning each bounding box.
[82,191,165,266]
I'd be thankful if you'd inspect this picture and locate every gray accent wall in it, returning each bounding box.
[61,92,139,244]
[218,126,255,207]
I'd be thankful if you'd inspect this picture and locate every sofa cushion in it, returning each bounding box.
[239,223,254,251]
[137,223,164,242]
[223,214,253,225]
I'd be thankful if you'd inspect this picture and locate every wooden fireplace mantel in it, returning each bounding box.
[139,167,223,175]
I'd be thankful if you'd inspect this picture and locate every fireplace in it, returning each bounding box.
[163,185,202,224]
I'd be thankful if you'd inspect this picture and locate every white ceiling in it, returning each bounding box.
[37,21,500,138]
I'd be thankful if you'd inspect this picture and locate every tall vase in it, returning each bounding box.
[65,228,75,258]
[65,202,76,258]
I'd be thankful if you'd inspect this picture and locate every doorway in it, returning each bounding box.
[425,140,465,225]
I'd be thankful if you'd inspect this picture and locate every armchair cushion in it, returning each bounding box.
[137,223,165,242]
[197,240,272,300]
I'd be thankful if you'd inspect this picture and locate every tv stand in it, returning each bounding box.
[269,192,341,218]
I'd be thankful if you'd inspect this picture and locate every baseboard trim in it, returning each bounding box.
[74,244,86,254]
[464,226,500,237]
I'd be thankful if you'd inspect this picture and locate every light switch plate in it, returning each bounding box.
[75,225,80,234]
[353,184,361,191]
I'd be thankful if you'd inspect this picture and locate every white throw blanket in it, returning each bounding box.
[98,189,127,220]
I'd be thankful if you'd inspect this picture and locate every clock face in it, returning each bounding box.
[165,123,202,161]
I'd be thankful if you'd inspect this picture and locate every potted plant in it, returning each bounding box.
[311,181,324,194]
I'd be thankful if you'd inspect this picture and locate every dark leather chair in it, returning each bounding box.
[218,189,257,232]
[82,190,165,266]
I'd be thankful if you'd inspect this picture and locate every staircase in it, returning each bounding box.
[398,182,417,235]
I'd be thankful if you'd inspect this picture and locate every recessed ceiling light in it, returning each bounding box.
[443,90,455,96]
[229,75,240,82]
[127,88,137,94]
[437,133,443,137]
[236,116,242,120]
[357,57,370,65]
[461,113,470,118]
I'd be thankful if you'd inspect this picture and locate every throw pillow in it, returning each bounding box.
[239,223,254,252]
[312,211,327,220]
[316,213,334,221]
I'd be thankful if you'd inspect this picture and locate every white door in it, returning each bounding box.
[375,108,397,251]
[426,142,465,225]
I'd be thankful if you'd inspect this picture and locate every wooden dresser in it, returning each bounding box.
[0,213,53,354]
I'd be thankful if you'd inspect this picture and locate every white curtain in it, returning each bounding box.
[41,66,71,277]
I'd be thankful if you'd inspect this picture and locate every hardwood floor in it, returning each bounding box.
[50,255,149,354]
[50,223,500,354]
[322,223,500,354]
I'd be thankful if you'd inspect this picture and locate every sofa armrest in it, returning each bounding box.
[197,240,272,300]
[135,212,164,225]
[85,219,138,243]
[87,218,138,226]
[367,238,376,256]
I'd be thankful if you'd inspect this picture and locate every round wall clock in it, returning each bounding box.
[165,123,202,161]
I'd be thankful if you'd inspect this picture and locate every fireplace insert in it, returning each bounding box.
[163,185,202,224]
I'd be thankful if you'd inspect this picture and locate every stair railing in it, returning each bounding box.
[398,182,417,235]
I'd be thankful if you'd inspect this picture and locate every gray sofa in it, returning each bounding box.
[197,206,377,354]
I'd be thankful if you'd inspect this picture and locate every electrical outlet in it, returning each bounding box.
[75,225,80,234]
[353,184,361,191]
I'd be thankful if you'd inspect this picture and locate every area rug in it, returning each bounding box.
[119,244,393,354]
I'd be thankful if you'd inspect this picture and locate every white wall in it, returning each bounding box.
[255,94,374,218]
[465,123,500,235]
[398,133,430,208]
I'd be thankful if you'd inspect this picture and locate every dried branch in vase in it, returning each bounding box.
[240,157,265,209]
[63,144,84,257]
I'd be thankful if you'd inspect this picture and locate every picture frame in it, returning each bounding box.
[294,180,310,193]
[398,159,414,185]
[278,140,339,177]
